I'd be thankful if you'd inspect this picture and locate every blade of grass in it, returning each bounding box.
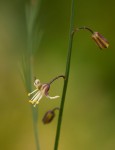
[23,0,43,149]
[27,58,40,150]
[54,0,75,149]
[21,52,40,150]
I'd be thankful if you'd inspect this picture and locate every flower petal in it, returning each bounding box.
[28,89,38,96]
[32,92,41,102]
[46,95,60,99]
[29,91,41,104]
[33,94,43,107]
[31,91,41,100]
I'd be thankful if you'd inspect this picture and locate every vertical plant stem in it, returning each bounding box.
[54,0,75,150]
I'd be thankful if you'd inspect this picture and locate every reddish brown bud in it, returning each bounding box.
[42,110,55,124]
[92,32,109,49]
[42,107,59,124]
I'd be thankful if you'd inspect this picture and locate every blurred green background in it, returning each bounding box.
[0,0,115,150]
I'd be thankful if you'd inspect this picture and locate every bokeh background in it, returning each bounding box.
[0,0,115,150]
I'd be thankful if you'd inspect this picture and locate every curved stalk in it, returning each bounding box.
[77,26,94,33]
[49,75,65,85]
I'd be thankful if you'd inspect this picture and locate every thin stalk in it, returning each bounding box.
[54,0,75,149]
[48,75,65,85]
[77,26,94,33]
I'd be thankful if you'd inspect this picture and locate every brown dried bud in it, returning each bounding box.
[42,110,55,124]
[92,32,109,49]
[42,107,59,124]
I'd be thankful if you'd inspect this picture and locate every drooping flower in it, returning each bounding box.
[42,107,60,124]
[28,75,65,107]
[74,26,109,49]
[92,32,109,49]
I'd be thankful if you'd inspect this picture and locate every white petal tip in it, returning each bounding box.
[47,95,60,99]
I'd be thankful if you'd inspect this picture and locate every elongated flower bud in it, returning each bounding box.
[75,27,109,49]
[92,32,109,49]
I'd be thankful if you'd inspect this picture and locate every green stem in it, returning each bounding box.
[54,0,75,149]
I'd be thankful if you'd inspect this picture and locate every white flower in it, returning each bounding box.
[28,79,59,107]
